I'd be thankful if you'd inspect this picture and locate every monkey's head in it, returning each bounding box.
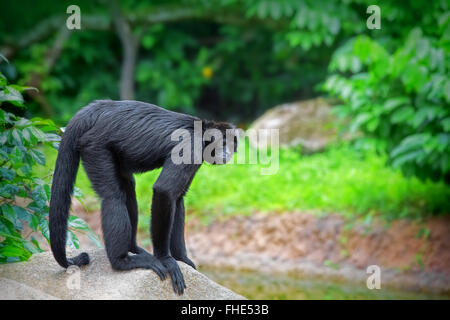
[202,120,239,165]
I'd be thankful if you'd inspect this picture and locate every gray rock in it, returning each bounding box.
[0,249,246,300]
[0,278,59,300]
[250,98,345,153]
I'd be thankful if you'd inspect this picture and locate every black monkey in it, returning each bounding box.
[49,100,238,294]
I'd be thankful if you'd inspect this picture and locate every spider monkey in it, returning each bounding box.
[49,100,238,295]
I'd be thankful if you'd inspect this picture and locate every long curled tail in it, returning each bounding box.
[49,116,91,268]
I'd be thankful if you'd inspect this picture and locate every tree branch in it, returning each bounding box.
[1,15,109,60]
[1,6,278,60]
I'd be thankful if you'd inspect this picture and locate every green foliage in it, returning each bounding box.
[0,65,100,263]
[2,0,372,122]
[324,20,450,182]
[3,0,448,124]
[137,25,211,112]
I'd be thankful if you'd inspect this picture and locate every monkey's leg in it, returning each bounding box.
[81,147,166,280]
[151,160,199,294]
[151,185,184,293]
[170,198,196,269]
[121,174,144,254]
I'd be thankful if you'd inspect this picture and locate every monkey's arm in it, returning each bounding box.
[150,159,199,294]
[171,198,196,269]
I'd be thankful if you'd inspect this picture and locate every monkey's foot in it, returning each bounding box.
[109,252,168,280]
[174,255,196,270]
[125,251,168,280]
[157,256,186,295]
[142,254,168,281]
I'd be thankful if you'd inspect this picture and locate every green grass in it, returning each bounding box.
[35,141,450,226]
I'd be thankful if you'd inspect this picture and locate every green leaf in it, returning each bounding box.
[0,216,23,239]
[30,236,42,251]
[87,231,103,248]
[392,150,424,169]
[23,240,42,254]
[444,79,450,103]
[391,106,415,124]
[268,1,281,20]
[401,64,428,92]
[0,167,16,180]
[0,85,24,106]
[442,118,450,132]
[28,214,40,231]
[9,84,38,94]
[29,149,46,165]
[66,229,79,249]
[1,204,20,227]
[350,113,371,132]
[383,97,410,112]
[39,218,50,242]
[28,126,47,142]
[0,184,20,198]
[328,18,340,35]
[23,127,41,145]
[68,215,89,231]
[390,134,429,158]
[366,118,379,132]
[142,34,156,49]
[13,206,33,226]
[44,133,61,142]
[32,185,48,208]
[11,128,23,145]
[0,53,10,63]
[73,186,84,198]
[0,244,30,259]
[14,117,32,127]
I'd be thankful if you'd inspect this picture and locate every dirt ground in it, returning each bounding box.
[186,212,450,274]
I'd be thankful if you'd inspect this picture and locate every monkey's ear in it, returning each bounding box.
[202,119,216,129]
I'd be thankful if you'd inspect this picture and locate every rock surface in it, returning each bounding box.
[0,249,245,300]
[249,98,343,153]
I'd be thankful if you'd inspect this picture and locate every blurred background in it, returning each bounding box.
[0,0,449,299]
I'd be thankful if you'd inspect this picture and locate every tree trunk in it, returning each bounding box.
[110,0,138,100]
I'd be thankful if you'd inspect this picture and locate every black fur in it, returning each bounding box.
[49,100,237,295]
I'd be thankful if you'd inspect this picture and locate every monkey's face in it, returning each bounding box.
[203,124,238,165]
[221,131,239,164]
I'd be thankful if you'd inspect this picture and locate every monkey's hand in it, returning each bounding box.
[145,256,168,281]
[174,255,196,270]
[130,248,168,281]
[157,256,186,295]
